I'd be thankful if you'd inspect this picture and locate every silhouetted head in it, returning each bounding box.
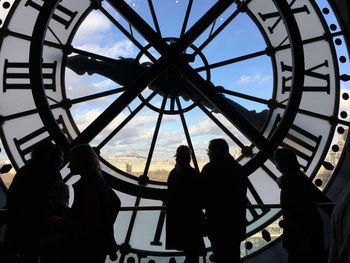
[273,148,300,173]
[31,139,64,168]
[174,145,191,165]
[68,144,101,176]
[208,138,229,162]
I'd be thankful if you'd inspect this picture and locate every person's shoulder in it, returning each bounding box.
[167,168,176,182]
[200,162,212,173]
[202,162,212,169]
[168,168,177,176]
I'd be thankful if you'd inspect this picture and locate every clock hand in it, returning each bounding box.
[66,55,268,129]
[66,55,151,87]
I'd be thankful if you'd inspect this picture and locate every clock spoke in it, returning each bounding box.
[106,0,169,56]
[119,197,141,262]
[195,30,344,73]
[175,96,199,172]
[142,96,168,179]
[218,87,271,106]
[150,201,167,246]
[68,87,126,106]
[246,180,271,225]
[96,89,159,150]
[179,0,193,37]
[195,48,270,72]
[0,88,126,122]
[5,29,60,50]
[261,164,278,182]
[1,108,40,122]
[195,101,247,150]
[169,96,175,112]
[72,64,163,144]
[192,0,252,56]
[47,26,63,46]
[276,103,336,123]
[147,0,162,36]
[175,0,235,52]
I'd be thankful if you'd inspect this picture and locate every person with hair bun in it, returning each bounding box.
[64,144,120,263]
[166,145,205,263]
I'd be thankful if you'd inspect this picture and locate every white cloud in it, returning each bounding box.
[73,108,103,131]
[237,74,271,85]
[73,11,111,44]
[261,75,272,82]
[93,79,114,89]
[76,40,135,59]
[189,114,237,136]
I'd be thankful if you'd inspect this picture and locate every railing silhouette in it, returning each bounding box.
[0,202,335,217]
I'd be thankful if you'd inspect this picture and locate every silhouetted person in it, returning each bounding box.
[166,145,205,263]
[66,144,120,263]
[200,139,247,263]
[3,140,63,263]
[273,148,326,263]
[328,181,350,263]
[40,180,70,263]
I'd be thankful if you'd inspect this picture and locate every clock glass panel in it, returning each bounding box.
[0,0,349,261]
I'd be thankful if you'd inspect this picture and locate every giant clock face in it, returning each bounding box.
[0,0,349,261]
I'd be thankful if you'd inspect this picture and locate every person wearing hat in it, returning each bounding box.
[165,145,205,263]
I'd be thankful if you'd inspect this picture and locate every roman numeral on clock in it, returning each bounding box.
[258,0,310,34]
[281,60,330,94]
[3,60,57,92]
[274,115,322,172]
[150,201,167,246]
[25,0,78,29]
[13,115,71,163]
